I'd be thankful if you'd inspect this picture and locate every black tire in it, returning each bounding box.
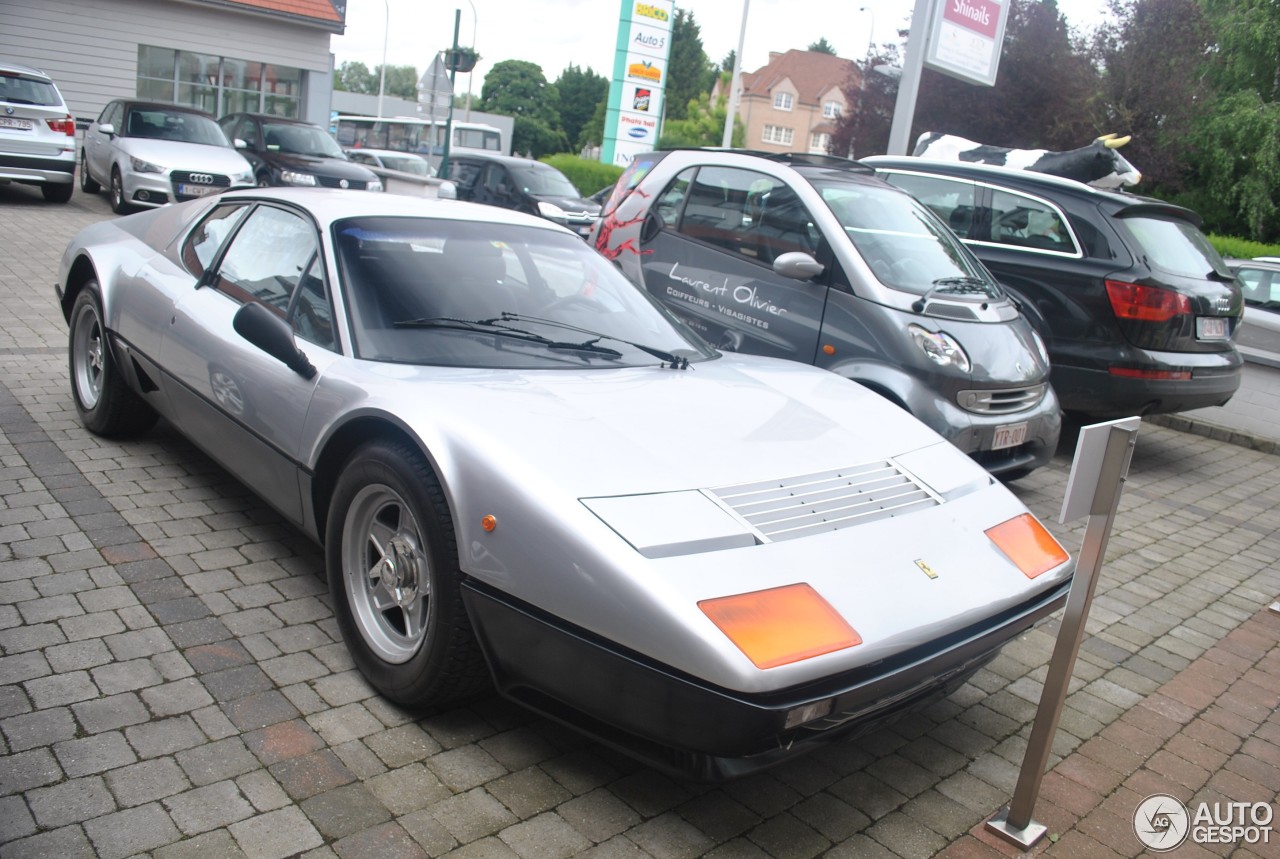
[80,151,100,193]
[42,182,73,203]
[256,172,273,187]
[109,167,130,214]
[325,439,488,709]
[68,285,157,436]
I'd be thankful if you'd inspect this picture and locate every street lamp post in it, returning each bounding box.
[721,0,749,149]
[859,5,875,59]
[463,0,477,122]
[376,0,389,118]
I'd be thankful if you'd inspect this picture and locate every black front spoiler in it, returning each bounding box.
[462,576,1070,781]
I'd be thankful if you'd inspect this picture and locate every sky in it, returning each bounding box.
[329,0,1114,99]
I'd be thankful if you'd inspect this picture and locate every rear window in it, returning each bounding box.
[1122,216,1232,279]
[0,71,62,107]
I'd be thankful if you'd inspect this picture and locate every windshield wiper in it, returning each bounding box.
[392,316,623,358]
[480,312,692,369]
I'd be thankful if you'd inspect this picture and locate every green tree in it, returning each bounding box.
[657,75,743,148]
[579,99,607,151]
[665,9,715,121]
[479,60,569,157]
[334,61,376,93]
[808,38,837,55]
[554,65,609,154]
[378,65,420,100]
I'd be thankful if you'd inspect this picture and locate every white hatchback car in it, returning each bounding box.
[81,100,254,213]
[0,61,77,203]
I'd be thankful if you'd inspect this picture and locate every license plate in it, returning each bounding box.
[0,116,34,131]
[1196,316,1229,340]
[177,183,216,197]
[992,421,1028,450]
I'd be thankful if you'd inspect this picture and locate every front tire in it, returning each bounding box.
[109,167,130,214]
[80,151,100,193]
[68,285,157,436]
[257,171,273,187]
[325,439,488,708]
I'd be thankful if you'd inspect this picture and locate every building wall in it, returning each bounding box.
[0,0,334,125]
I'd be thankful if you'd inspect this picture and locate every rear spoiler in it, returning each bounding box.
[1113,201,1202,228]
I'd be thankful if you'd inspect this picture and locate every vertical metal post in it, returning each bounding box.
[440,9,461,179]
[986,420,1139,848]
[886,0,935,155]
[721,0,749,149]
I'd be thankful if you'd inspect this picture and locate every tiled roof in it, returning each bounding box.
[201,0,344,26]
[741,49,859,106]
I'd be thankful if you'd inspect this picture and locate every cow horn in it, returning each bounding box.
[1095,133,1117,142]
[1104,135,1131,149]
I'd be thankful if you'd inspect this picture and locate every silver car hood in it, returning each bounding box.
[119,139,251,173]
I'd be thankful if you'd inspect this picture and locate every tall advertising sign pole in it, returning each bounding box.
[888,0,1009,154]
[602,0,675,166]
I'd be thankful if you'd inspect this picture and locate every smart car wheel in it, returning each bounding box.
[80,151,100,193]
[257,172,272,188]
[326,439,488,708]
[109,167,130,214]
[68,285,157,436]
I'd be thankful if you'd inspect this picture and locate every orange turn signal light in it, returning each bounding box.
[481,515,497,532]
[986,513,1069,579]
[699,583,862,669]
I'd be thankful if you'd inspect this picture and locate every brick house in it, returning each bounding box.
[735,49,860,156]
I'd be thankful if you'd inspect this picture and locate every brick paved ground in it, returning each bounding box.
[1,182,1278,858]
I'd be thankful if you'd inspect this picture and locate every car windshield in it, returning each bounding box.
[381,154,432,176]
[265,122,347,159]
[335,217,713,368]
[126,109,228,146]
[1122,215,1233,280]
[510,164,581,198]
[811,178,999,297]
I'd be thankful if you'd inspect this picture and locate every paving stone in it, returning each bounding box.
[489,766,574,821]
[26,775,116,829]
[229,806,324,859]
[54,731,137,778]
[141,676,215,717]
[2,705,77,751]
[176,736,261,786]
[105,756,191,807]
[153,828,249,859]
[72,692,150,734]
[82,801,182,859]
[269,748,356,800]
[626,811,718,859]
[0,823,97,858]
[426,745,508,793]
[299,781,392,839]
[164,779,256,835]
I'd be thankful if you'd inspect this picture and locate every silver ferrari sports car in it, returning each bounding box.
[57,189,1073,780]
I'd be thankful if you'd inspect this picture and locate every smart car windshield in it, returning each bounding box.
[335,217,713,368]
[381,154,432,176]
[125,109,229,146]
[812,179,999,297]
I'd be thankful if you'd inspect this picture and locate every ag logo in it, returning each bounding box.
[1134,794,1190,852]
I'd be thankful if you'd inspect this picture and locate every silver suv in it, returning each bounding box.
[0,62,77,203]
[592,150,1062,478]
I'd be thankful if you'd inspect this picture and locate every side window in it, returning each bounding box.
[99,102,121,128]
[449,161,481,190]
[677,166,808,263]
[181,203,251,275]
[483,164,507,193]
[882,173,977,238]
[212,206,336,350]
[990,189,1076,254]
[654,168,694,224]
[1237,268,1277,306]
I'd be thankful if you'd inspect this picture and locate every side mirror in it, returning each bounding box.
[232,301,316,379]
[233,138,247,150]
[774,252,825,281]
[640,211,664,243]
[99,122,116,136]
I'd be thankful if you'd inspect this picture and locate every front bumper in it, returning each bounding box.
[462,575,1070,781]
[123,169,252,209]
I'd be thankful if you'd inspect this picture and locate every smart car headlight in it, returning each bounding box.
[908,323,971,372]
[1031,329,1050,366]
[280,170,317,186]
[129,156,164,174]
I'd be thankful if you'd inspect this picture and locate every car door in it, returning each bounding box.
[447,158,482,202]
[159,202,340,526]
[85,101,122,184]
[221,115,265,179]
[637,164,826,362]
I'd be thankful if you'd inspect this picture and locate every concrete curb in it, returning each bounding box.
[1146,413,1279,456]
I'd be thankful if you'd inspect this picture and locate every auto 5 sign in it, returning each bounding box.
[604,0,674,166]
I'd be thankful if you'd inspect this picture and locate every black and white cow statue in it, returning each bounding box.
[912,132,1142,189]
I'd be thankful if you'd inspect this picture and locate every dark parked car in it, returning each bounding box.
[866,156,1243,418]
[1227,257,1280,367]
[0,61,77,203]
[592,149,1061,479]
[448,153,600,238]
[218,113,382,192]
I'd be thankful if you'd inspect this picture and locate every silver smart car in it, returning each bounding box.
[593,150,1062,479]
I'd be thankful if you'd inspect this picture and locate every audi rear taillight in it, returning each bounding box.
[45,114,76,136]
[1105,279,1191,322]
